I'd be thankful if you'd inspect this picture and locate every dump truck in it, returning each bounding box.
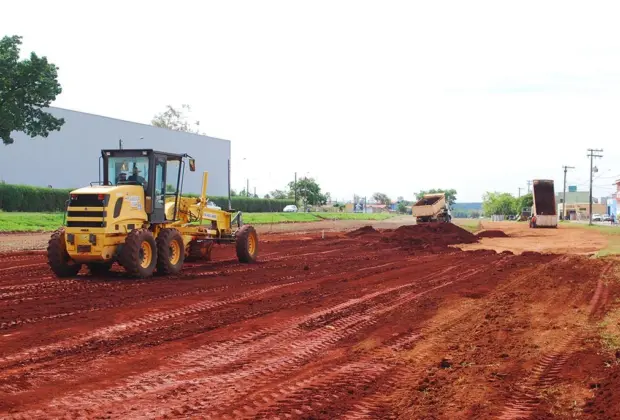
[47,148,258,278]
[530,179,557,228]
[412,193,451,223]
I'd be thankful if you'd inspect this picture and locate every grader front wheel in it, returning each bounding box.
[47,228,82,278]
[156,228,185,275]
[236,225,258,263]
[119,229,158,278]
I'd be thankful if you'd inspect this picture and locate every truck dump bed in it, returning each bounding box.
[532,179,557,228]
[412,193,449,222]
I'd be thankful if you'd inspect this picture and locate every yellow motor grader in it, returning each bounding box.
[47,148,258,278]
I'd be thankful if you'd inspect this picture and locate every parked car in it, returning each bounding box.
[603,214,613,222]
[592,214,602,222]
[283,204,298,212]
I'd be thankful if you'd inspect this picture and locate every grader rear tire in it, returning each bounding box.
[156,228,185,275]
[47,228,82,278]
[236,225,258,263]
[119,229,158,278]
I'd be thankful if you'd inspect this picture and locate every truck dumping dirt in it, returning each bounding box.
[1,223,619,418]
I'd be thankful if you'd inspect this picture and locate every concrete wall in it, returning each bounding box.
[0,107,231,197]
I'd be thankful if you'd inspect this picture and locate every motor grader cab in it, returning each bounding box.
[47,148,257,278]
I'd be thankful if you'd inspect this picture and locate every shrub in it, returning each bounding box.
[0,184,295,213]
[0,184,72,212]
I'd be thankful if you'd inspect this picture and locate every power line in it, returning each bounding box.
[588,148,604,225]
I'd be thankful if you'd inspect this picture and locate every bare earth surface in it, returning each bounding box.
[456,221,608,255]
[0,216,417,253]
[1,220,620,419]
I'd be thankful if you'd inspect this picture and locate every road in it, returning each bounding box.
[0,221,619,418]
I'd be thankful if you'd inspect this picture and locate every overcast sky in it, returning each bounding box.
[4,0,620,202]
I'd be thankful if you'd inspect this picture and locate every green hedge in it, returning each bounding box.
[0,184,73,212]
[208,196,294,212]
[0,183,295,213]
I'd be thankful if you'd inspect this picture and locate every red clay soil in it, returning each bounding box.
[0,227,619,418]
[476,229,510,238]
[348,222,478,250]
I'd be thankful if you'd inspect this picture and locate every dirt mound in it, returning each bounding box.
[383,223,478,249]
[476,230,509,238]
[346,226,379,237]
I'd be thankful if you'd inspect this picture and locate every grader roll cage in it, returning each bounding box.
[47,148,258,278]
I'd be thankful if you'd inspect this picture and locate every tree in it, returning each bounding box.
[0,35,64,145]
[516,193,533,213]
[230,189,238,197]
[372,192,391,205]
[397,202,408,214]
[415,189,457,207]
[264,193,271,199]
[151,104,202,134]
[288,177,326,206]
[482,192,518,216]
[397,196,405,203]
[270,189,289,200]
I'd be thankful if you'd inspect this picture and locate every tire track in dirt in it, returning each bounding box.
[18,260,478,418]
[497,261,613,420]
[119,261,500,419]
[0,281,301,369]
[213,254,510,420]
[338,255,568,419]
[0,247,409,330]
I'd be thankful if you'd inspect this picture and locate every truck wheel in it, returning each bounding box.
[47,228,82,278]
[119,229,158,278]
[87,262,113,276]
[236,225,258,263]
[156,228,185,275]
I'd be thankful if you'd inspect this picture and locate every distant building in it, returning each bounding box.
[0,107,231,196]
[558,202,607,220]
[366,204,388,213]
[555,191,597,206]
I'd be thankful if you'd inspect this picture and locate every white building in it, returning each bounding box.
[0,107,231,196]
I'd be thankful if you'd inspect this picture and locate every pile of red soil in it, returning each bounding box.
[347,223,479,250]
[383,223,478,249]
[346,226,379,237]
[476,230,509,238]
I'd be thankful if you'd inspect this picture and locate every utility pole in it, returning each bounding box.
[294,172,297,204]
[587,149,603,225]
[254,186,256,198]
[246,179,249,197]
[526,180,532,193]
[562,165,575,221]
[518,187,523,198]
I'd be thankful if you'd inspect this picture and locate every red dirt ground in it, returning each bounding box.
[0,222,619,419]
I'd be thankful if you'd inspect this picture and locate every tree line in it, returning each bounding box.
[482,192,533,216]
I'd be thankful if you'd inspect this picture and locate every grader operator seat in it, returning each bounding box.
[102,149,186,223]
